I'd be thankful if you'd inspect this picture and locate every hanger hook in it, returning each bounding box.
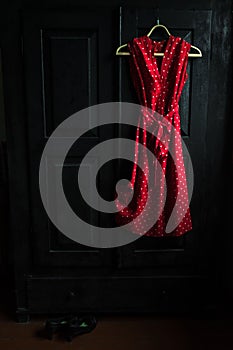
[156,6,160,25]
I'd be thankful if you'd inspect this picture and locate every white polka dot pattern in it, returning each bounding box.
[116,35,192,237]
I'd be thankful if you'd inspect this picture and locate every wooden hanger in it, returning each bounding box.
[116,19,202,58]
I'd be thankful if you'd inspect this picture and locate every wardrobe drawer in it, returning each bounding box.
[27,277,100,313]
[27,275,208,313]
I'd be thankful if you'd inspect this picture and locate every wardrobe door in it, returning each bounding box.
[117,8,212,275]
[23,9,117,269]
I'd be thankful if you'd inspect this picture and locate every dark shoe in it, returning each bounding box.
[44,315,75,340]
[64,315,97,342]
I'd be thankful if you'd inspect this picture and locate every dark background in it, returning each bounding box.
[0,0,232,321]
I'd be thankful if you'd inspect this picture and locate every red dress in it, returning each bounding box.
[116,35,193,237]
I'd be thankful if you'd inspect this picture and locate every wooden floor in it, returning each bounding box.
[0,280,232,350]
[1,307,233,350]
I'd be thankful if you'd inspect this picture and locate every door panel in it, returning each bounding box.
[23,10,117,267]
[42,28,98,137]
[117,8,212,270]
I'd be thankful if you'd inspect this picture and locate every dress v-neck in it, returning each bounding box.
[144,35,173,80]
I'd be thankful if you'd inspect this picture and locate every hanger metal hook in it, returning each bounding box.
[156,6,160,25]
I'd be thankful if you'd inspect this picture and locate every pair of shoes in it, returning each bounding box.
[44,314,97,341]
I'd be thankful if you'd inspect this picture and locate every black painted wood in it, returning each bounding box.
[22,9,117,268]
[1,0,232,318]
[0,10,31,318]
[27,274,208,313]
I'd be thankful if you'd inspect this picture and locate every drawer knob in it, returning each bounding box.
[68,291,77,298]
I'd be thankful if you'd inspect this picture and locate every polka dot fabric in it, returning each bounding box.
[116,35,192,237]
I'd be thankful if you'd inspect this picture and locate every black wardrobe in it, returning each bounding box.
[1,0,232,321]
